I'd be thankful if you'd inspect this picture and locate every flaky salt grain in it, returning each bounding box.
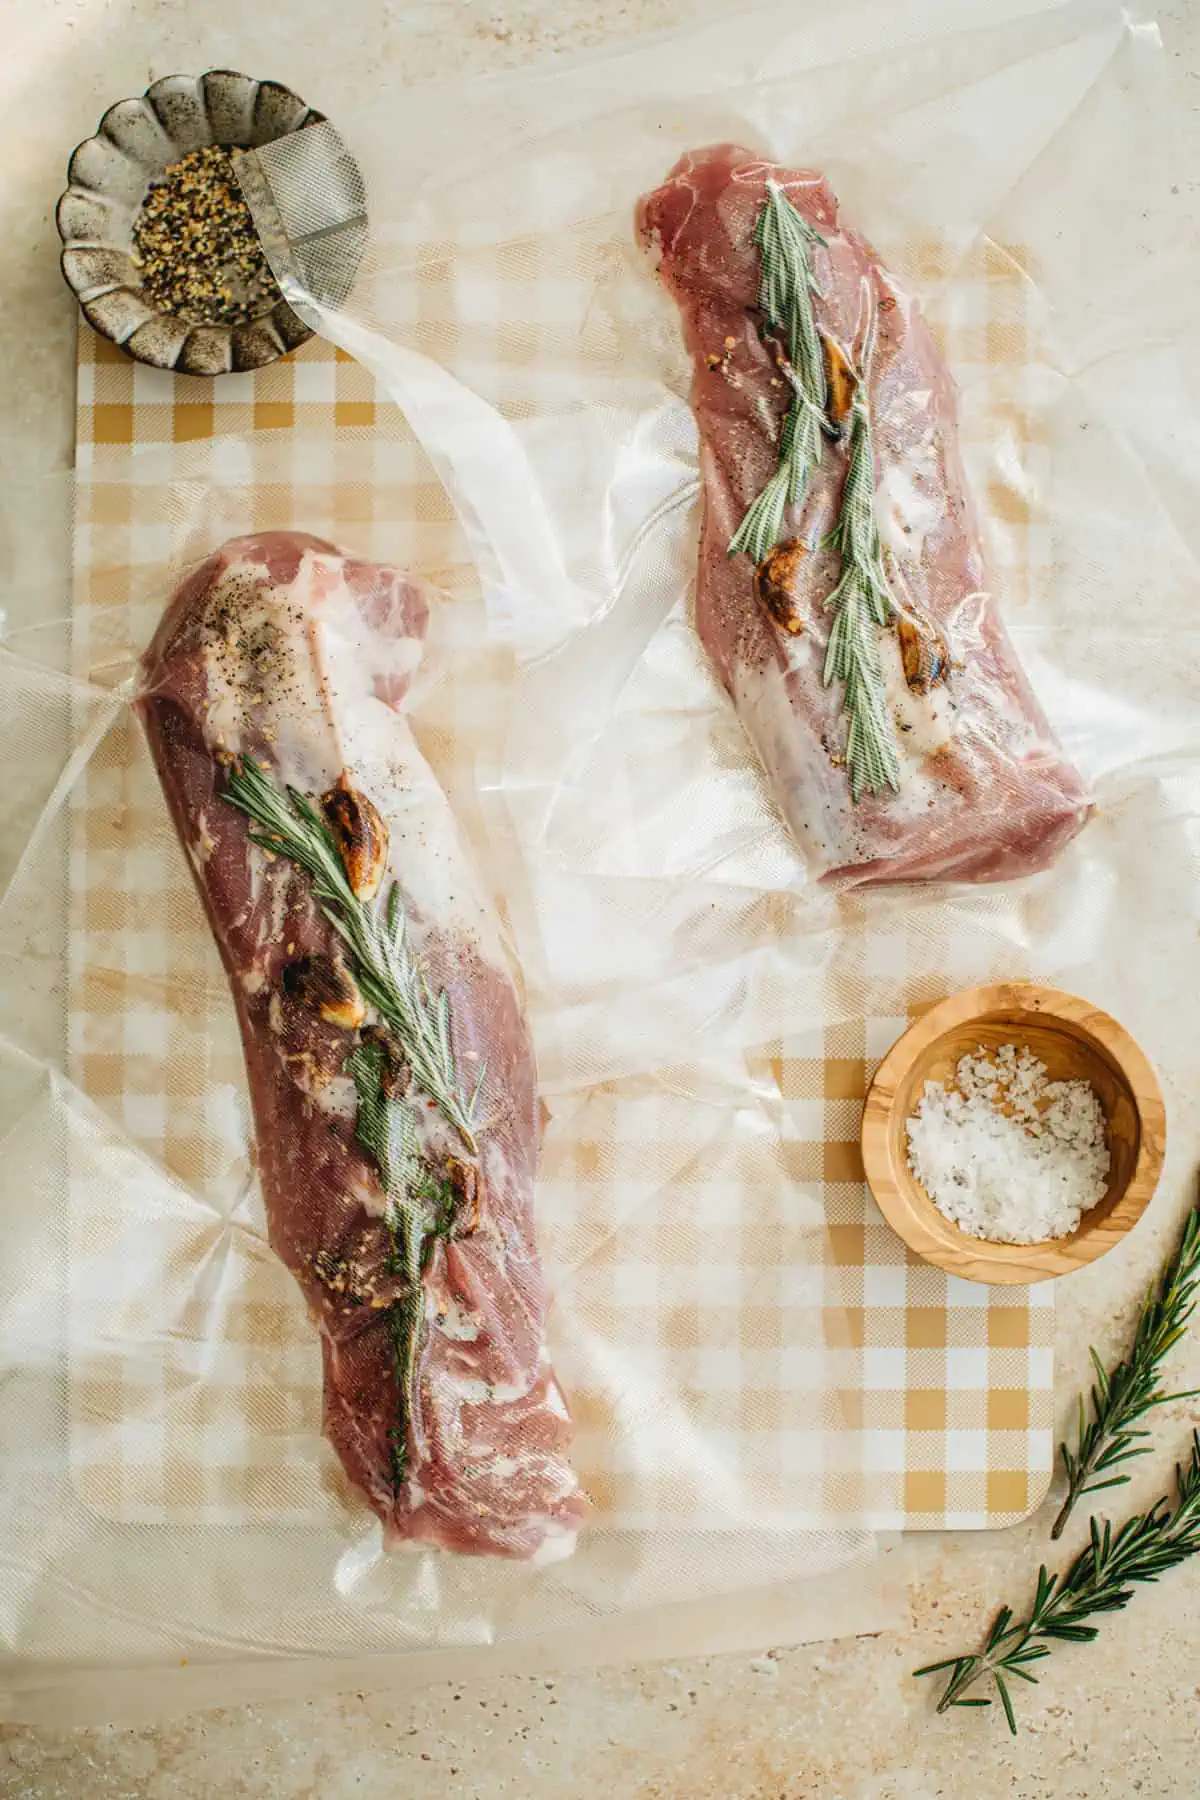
[906,1042,1110,1244]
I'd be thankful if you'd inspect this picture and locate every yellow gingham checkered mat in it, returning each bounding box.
[68,318,1054,1534]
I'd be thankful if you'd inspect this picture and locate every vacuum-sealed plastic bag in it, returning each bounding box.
[240,0,1200,1083]
[4,0,1199,1725]
[0,423,882,1722]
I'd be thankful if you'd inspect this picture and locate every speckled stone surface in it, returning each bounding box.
[3,2,1200,1794]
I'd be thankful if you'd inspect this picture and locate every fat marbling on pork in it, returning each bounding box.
[637,144,1090,884]
[139,531,585,1559]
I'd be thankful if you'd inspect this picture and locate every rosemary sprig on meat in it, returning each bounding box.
[728,180,829,564]
[1052,1201,1200,1539]
[821,307,902,801]
[730,185,902,801]
[915,1432,1200,1733]
[347,1039,456,1490]
[223,755,485,1152]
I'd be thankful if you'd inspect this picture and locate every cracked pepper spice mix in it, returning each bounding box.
[131,145,283,327]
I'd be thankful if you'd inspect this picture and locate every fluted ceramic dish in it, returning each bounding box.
[57,71,324,376]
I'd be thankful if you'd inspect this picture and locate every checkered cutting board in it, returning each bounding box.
[68,321,1055,1535]
[766,1014,1054,1526]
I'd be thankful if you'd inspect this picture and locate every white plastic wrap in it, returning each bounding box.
[2,0,1198,1722]
[0,422,882,1718]
[240,0,1200,1086]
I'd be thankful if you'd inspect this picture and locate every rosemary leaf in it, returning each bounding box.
[728,179,828,563]
[223,755,483,1152]
[729,183,903,803]
[347,1040,455,1492]
[1051,1199,1200,1539]
[915,1431,1200,1733]
[994,1674,1017,1736]
[346,1039,420,1241]
[820,312,902,802]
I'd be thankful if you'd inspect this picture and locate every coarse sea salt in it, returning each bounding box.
[906,1042,1110,1245]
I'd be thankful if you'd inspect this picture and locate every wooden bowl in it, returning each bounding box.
[860,983,1165,1285]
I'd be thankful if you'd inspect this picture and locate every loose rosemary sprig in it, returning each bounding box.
[820,311,902,801]
[728,179,829,564]
[223,756,485,1153]
[915,1432,1200,1733]
[348,1039,456,1491]
[1052,1202,1200,1540]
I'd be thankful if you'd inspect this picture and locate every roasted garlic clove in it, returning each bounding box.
[322,777,389,901]
[896,612,950,696]
[820,331,858,431]
[753,539,808,635]
[446,1157,481,1234]
[359,1023,410,1100]
[283,953,367,1031]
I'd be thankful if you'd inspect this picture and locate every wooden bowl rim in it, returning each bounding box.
[860,982,1166,1287]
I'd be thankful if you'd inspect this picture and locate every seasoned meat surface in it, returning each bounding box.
[638,145,1090,883]
[139,531,584,1559]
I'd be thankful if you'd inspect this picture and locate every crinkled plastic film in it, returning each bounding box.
[240,0,1198,1629]
[239,0,1200,1526]
[0,417,885,1718]
[4,0,1199,1722]
[240,0,1200,1071]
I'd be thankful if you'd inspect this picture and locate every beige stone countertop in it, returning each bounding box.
[3,1,1200,1795]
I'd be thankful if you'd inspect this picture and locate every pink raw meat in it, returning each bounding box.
[139,531,585,1559]
[637,145,1090,884]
